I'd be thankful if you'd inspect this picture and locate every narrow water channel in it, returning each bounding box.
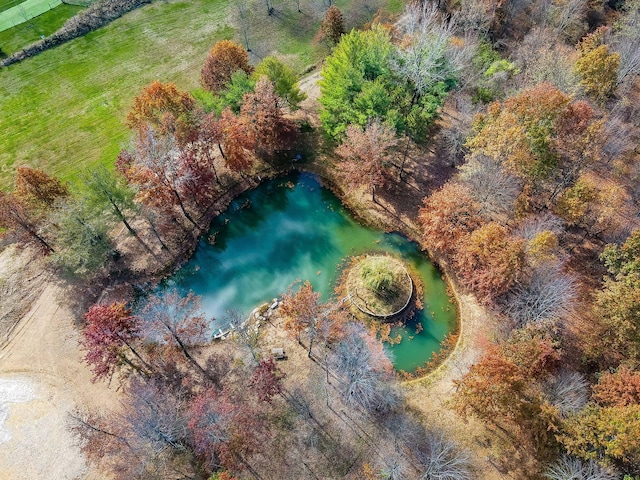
[166,173,457,373]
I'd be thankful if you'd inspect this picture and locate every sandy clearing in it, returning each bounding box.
[0,247,118,480]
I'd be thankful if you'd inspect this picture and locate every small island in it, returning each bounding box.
[345,254,414,319]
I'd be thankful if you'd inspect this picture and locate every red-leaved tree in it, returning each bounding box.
[82,302,151,381]
[239,76,298,160]
[335,120,398,203]
[250,358,286,403]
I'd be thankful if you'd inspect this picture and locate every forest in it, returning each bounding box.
[2,0,640,479]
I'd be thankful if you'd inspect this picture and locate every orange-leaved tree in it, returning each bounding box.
[126,81,197,144]
[201,40,253,94]
[418,182,483,256]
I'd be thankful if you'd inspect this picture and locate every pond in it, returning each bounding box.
[166,173,457,373]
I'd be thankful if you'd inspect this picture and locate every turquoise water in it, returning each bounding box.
[166,173,457,373]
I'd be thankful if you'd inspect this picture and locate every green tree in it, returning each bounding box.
[319,25,394,140]
[253,56,306,110]
[211,70,256,115]
[601,230,640,277]
[50,197,114,278]
[319,24,452,142]
[83,167,159,261]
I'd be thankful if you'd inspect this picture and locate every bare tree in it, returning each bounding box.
[515,27,578,92]
[504,261,577,325]
[458,155,522,221]
[547,0,587,41]
[125,378,189,454]
[232,0,254,51]
[544,455,618,480]
[140,290,211,377]
[453,0,494,35]
[515,213,564,242]
[612,1,640,86]
[394,4,475,95]
[329,324,401,414]
[416,430,474,480]
[546,370,589,417]
[601,111,636,165]
[229,309,261,365]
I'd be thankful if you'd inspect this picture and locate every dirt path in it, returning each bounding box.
[0,248,116,480]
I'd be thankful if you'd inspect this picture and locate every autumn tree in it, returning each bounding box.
[217,107,256,175]
[335,120,398,203]
[250,358,286,403]
[253,56,306,109]
[126,81,197,144]
[466,83,603,196]
[140,290,211,377]
[14,166,69,211]
[454,330,561,459]
[593,366,640,407]
[0,191,54,253]
[559,404,640,472]
[554,177,598,226]
[239,76,298,160]
[280,280,322,356]
[574,27,620,102]
[123,127,199,228]
[81,302,151,381]
[201,40,253,94]
[594,274,640,362]
[319,6,344,45]
[418,183,483,256]
[455,222,525,303]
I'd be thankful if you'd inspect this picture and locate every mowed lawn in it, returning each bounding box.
[0,0,25,14]
[0,0,401,189]
[0,3,83,54]
[0,0,61,31]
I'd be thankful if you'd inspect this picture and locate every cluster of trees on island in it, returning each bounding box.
[3,0,640,478]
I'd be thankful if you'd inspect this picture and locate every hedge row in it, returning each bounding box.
[0,0,151,67]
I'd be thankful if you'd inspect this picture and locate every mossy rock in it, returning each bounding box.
[346,255,413,318]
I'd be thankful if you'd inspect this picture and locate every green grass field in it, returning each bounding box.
[0,0,61,31]
[0,0,26,14]
[0,0,404,190]
[0,3,82,54]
